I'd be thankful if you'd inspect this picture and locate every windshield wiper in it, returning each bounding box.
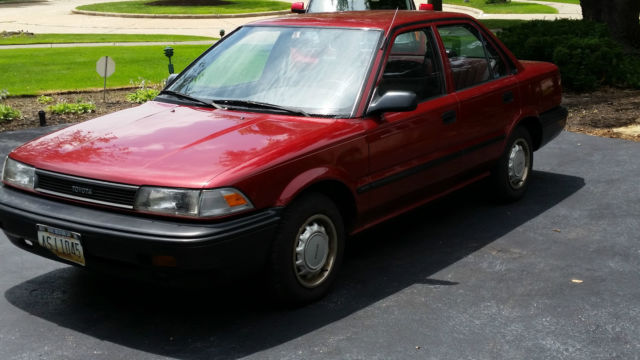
[213,99,310,117]
[159,90,220,108]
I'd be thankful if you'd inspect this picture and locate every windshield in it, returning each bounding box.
[166,26,382,117]
[308,0,413,12]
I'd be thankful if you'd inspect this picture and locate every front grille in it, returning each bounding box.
[35,170,139,209]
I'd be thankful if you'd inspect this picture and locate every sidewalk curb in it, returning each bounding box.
[442,4,484,17]
[0,40,215,50]
[72,8,290,19]
[0,0,47,5]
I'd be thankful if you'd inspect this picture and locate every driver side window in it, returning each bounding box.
[378,28,445,102]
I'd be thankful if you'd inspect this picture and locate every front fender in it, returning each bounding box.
[275,167,356,206]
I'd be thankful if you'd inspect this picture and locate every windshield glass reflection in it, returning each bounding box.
[167,26,382,117]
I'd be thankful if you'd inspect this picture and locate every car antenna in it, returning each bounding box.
[382,8,399,49]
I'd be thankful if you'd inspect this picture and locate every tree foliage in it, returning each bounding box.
[580,0,640,49]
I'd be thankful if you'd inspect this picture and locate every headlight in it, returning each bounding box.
[134,187,253,218]
[2,157,35,190]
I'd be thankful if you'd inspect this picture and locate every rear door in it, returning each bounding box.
[435,22,521,171]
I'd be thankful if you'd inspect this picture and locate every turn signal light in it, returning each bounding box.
[223,192,248,207]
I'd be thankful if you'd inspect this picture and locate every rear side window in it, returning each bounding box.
[484,38,510,78]
[437,24,508,90]
[378,28,445,102]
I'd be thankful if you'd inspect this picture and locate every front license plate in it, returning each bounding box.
[36,225,85,266]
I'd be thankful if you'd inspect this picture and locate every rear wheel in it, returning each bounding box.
[268,193,345,305]
[491,127,533,202]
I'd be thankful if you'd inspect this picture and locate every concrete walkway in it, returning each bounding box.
[0,0,582,37]
[0,40,215,50]
[481,0,582,20]
[0,0,285,36]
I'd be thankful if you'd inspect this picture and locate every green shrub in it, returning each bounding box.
[496,19,640,91]
[37,95,54,104]
[618,57,640,89]
[126,88,159,104]
[499,20,607,60]
[0,104,22,122]
[552,38,624,92]
[0,89,9,101]
[126,77,160,104]
[47,101,96,115]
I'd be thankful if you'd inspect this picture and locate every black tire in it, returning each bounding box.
[268,193,345,306]
[491,126,533,202]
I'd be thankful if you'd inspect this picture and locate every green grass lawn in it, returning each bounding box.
[444,0,557,14]
[77,0,290,15]
[0,33,215,45]
[0,45,210,95]
[531,0,579,4]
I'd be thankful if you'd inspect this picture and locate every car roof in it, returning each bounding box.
[249,10,474,32]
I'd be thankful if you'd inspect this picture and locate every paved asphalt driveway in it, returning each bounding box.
[0,127,638,360]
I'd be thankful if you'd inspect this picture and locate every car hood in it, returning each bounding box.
[10,101,362,188]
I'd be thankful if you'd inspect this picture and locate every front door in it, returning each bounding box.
[362,26,459,221]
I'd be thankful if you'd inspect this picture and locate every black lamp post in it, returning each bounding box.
[164,46,174,75]
[38,110,46,127]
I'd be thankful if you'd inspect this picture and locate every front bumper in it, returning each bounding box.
[0,185,281,280]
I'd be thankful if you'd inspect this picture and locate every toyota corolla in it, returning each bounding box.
[0,11,566,305]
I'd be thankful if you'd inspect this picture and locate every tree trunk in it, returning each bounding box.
[428,0,442,11]
[581,0,640,48]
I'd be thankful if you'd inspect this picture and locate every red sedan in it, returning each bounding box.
[1,11,566,304]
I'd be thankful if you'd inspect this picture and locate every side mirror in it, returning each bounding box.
[367,91,417,115]
[291,2,305,13]
[419,3,434,10]
[166,73,178,87]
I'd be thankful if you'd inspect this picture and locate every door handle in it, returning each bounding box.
[503,91,514,104]
[441,110,456,124]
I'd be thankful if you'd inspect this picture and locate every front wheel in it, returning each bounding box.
[491,127,533,202]
[268,193,345,305]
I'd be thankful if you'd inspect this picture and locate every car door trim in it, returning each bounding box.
[357,134,505,194]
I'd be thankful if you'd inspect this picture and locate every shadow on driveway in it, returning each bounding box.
[4,170,584,359]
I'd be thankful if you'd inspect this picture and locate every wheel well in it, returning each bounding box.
[296,181,357,233]
[517,117,543,151]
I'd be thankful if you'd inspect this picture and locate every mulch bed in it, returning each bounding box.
[1,89,137,133]
[562,87,640,142]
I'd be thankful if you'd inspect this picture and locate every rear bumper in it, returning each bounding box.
[0,185,281,281]
[539,106,568,148]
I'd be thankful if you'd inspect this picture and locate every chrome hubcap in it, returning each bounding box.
[299,223,328,271]
[508,139,530,189]
[293,214,337,288]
